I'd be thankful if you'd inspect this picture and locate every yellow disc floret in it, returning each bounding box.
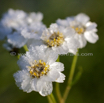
[72,26,85,34]
[28,60,49,78]
[45,31,64,47]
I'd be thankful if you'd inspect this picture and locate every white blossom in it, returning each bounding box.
[1,9,27,30]
[30,23,79,54]
[26,12,43,24]
[56,13,99,48]
[14,45,65,96]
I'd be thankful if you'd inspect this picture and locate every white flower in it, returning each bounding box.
[7,31,27,48]
[0,23,12,40]
[21,22,46,39]
[14,45,65,96]
[1,9,27,30]
[26,12,43,24]
[33,23,79,55]
[56,13,99,48]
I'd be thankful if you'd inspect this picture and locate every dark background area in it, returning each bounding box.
[0,0,104,103]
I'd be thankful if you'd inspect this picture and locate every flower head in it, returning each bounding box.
[14,45,65,96]
[56,13,99,48]
[1,9,27,30]
[0,9,45,50]
[32,23,79,55]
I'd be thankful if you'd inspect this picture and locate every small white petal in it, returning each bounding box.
[84,32,99,43]
[39,82,53,96]
[75,34,87,48]
[56,19,69,27]
[14,70,33,93]
[47,69,60,81]
[21,78,33,93]
[7,32,27,48]
[61,27,75,38]
[75,13,90,24]
[50,62,64,72]
[55,73,65,83]
[31,78,38,91]
[27,12,43,24]
[86,22,97,31]
[66,37,79,54]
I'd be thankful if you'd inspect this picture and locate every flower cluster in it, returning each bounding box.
[0,9,99,96]
[0,9,44,51]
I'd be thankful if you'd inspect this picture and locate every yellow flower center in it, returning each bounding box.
[28,60,49,78]
[72,26,85,34]
[45,31,64,47]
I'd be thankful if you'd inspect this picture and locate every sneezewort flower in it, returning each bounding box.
[0,9,44,50]
[1,9,44,31]
[1,9,27,30]
[56,13,99,48]
[31,23,79,54]
[14,45,65,96]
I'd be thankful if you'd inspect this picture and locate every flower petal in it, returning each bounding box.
[50,62,64,72]
[86,22,97,31]
[75,13,90,24]
[84,32,99,43]
[56,19,69,27]
[47,69,60,81]
[55,73,65,83]
[7,32,27,48]
[39,82,53,96]
[75,34,87,48]
[13,70,33,93]
[66,37,79,54]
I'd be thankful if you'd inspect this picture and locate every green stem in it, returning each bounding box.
[56,56,62,102]
[62,50,79,103]
[48,93,57,103]
[17,54,20,59]
[56,83,62,102]
[23,45,28,51]
[47,95,53,103]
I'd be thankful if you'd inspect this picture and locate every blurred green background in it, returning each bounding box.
[0,0,104,103]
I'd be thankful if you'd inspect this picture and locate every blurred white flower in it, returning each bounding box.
[26,12,43,24]
[0,9,44,50]
[1,9,27,30]
[14,45,65,96]
[34,23,79,54]
[21,22,46,39]
[56,13,99,48]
